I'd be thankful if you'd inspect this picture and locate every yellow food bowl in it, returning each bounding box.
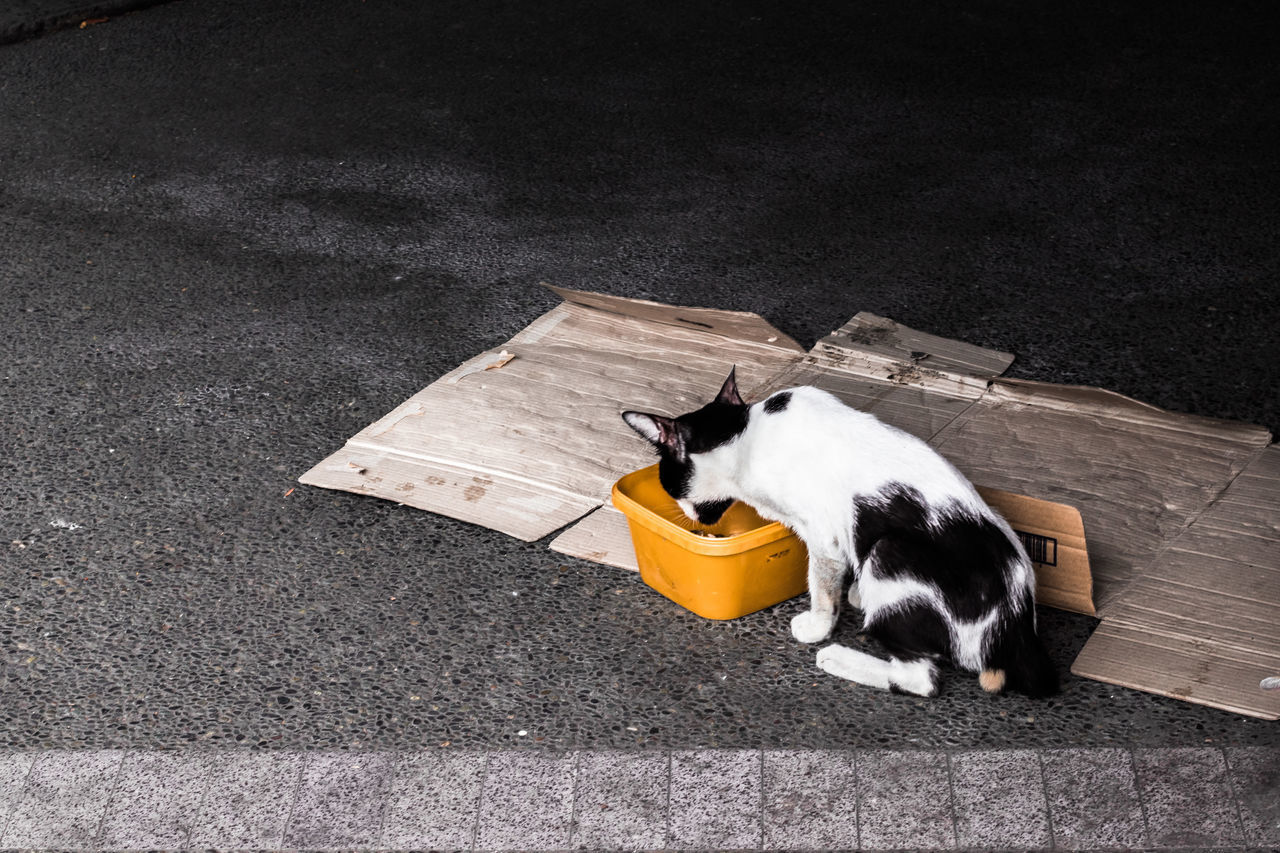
[611,464,809,620]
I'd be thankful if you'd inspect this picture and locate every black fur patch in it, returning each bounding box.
[679,399,749,454]
[657,456,694,500]
[692,498,734,525]
[763,392,791,414]
[865,599,952,661]
[654,398,749,501]
[854,484,1016,622]
[984,595,1059,697]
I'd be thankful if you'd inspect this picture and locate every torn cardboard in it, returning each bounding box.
[301,285,1279,719]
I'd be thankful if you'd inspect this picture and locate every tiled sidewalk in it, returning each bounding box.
[0,747,1276,850]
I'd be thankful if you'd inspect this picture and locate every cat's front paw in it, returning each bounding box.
[791,609,835,644]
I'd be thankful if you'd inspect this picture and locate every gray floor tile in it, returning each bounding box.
[1226,746,1280,847]
[572,750,669,850]
[476,751,578,851]
[1134,747,1244,847]
[1042,748,1147,850]
[669,749,762,850]
[0,752,36,829]
[857,749,955,850]
[189,751,305,850]
[283,751,396,849]
[380,750,486,850]
[0,750,123,849]
[98,751,216,848]
[950,749,1050,850]
[763,749,858,850]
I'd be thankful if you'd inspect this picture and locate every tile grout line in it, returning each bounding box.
[185,750,217,850]
[852,746,862,852]
[280,750,312,850]
[0,750,41,848]
[944,749,960,851]
[371,750,401,850]
[756,747,765,851]
[469,750,491,852]
[1129,746,1153,849]
[663,748,672,850]
[90,749,127,848]
[1218,746,1251,846]
[1036,749,1058,851]
[566,749,582,850]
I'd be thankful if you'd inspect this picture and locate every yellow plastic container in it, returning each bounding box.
[611,464,809,620]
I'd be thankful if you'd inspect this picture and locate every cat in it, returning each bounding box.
[622,368,1058,698]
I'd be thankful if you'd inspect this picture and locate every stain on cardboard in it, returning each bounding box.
[887,362,943,385]
[839,325,896,347]
[463,475,495,502]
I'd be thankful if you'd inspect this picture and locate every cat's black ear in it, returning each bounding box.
[622,411,687,460]
[715,367,745,406]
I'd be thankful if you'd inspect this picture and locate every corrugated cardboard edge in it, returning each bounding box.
[1072,444,1280,720]
[546,284,807,353]
[300,443,601,543]
[1072,621,1278,719]
[549,506,637,571]
[817,312,1015,391]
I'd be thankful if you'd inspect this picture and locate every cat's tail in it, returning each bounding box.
[980,599,1059,699]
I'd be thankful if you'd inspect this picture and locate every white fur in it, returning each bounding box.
[816,644,938,696]
[697,388,987,520]
[622,411,663,444]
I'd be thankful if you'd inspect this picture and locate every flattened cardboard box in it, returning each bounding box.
[301,285,1279,720]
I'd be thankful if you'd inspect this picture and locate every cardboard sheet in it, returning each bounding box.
[302,285,1279,718]
[1072,445,1280,719]
[300,286,804,541]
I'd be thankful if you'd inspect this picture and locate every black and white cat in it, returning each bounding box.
[622,368,1058,698]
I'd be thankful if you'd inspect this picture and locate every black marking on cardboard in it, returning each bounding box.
[676,317,714,329]
[1016,530,1057,566]
[840,325,896,347]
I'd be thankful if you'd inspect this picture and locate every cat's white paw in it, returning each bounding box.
[790,609,835,644]
[815,644,849,678]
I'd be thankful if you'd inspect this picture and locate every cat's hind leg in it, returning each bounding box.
[822,591,951,696]
[816,645,939,697]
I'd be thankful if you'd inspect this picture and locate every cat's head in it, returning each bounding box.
[622,368,748,525]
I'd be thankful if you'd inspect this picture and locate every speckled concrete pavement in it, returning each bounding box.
[2,747,1278,849]
[1,0,1278,849]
